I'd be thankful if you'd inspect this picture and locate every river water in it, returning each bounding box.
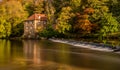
[0,40,120,70]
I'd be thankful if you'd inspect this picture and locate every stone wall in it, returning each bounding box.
[23,20,36,38]
[23,20,47,39]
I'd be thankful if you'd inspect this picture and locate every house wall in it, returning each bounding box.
[24,20,36,38]
[23,20,47,38]
[35,20,47,32]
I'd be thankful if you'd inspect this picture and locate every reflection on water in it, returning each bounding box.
[0,40,11,64]
[23,40,41,65]
[0,40,120,70]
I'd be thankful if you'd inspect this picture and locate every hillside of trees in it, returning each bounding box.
[0,0,120,42]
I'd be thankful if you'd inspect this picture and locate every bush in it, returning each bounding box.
[39,27,59,38]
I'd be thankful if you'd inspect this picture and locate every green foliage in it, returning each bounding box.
[33,2,44,14]
[0,0,120,39]
[79,0,119,37]
[69,0,82,12]
[39,25,59,38]
[0,0,27,38]
[56,6,74,34]
[0,17,11,38]
[10,23,24,37]
[44,1,55,24]
[0,5,11,38]
[23,0,44,16]
[98,13,119,37]
[71,0,81,8]
[23,2,34,16]
[107,0,120,23]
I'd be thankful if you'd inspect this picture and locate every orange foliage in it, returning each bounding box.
[74,10,97,33]
[82,14,89,19]
[79,19,93,33]
[76,13,89,19]
[76,13,81,18]
[74,8,95,33]
[84,8,94,14]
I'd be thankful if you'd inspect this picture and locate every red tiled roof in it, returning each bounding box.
[27,14,47,21]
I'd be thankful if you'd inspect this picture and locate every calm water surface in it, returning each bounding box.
[0,40,120,70]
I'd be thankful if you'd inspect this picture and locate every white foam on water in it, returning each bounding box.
[49,39,113,52]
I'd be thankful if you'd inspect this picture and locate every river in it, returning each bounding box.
[0,39,120,70]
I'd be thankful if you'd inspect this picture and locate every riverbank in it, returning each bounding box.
[49,38,120,53]
[1,37,120,53]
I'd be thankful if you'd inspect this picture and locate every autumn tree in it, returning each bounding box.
[70,0,81,12]
[74,8,96,34]
[0,16,11,38]
[44,0,55,24]
[52,0,78,34]
[107,0,120,23]
[23,0,44,16]
[0,0,27,37]
[80,0,119,37]
[56,6,74,34]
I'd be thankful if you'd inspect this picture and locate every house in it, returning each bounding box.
[23,13,47,38]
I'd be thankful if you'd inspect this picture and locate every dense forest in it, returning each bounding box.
[0,0,120,42]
